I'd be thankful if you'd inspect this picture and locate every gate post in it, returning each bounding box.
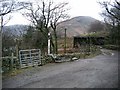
[10,53,14,71]
[19,51,22,69]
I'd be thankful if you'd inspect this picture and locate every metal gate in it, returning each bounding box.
[19,49,41,68]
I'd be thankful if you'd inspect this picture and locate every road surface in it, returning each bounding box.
[2,49,119,88]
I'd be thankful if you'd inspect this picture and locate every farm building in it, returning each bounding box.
[73,36,105,48]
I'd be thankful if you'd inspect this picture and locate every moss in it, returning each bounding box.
[3,69,23,78]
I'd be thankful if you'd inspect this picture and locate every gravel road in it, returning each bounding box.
[2,49,119,88]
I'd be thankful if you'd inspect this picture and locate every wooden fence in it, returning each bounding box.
[2,53,18,73]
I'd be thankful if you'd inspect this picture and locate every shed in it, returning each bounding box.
[73,36,105,48]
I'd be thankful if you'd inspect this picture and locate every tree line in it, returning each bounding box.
[99,0,120,45]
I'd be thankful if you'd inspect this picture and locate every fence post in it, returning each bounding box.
[10,53,14,71]
[19,51,22,69]
[38,49,41,65]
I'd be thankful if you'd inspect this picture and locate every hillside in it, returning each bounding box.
[3,25,28,37]
[3,16,106,38]
[56,16,105,37]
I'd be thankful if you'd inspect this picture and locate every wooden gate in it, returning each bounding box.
[19,49,41,68]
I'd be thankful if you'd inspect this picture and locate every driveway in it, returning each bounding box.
[2,49,118,88]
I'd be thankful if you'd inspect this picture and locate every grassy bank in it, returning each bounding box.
[102,45,120,51]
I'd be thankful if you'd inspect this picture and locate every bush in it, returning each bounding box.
[2,57,19,73]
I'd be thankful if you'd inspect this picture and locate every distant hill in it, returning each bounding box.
[3,25,28,37]
[3,16,106,38]
[56,16,105,37]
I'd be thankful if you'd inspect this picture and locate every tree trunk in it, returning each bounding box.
[50,37,55,54]
[53,27,58,54]
[50,22,58,54]
[54,30,58,54]
[0,16,3,61]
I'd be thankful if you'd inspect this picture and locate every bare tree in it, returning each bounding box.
[22,0,69,54]
[0,0,30,16]
[99,0,120,45]
[99,0,120,24]
[22,1,51,54]
[0,0,30,59]
[50,2,69,54]
[0,0,30,31]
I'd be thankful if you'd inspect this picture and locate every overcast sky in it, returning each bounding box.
[6,0,111,26]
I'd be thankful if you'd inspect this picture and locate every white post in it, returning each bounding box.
[48,32,51,55]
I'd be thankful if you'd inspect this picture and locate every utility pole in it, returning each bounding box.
[0,16,3,90]
[64,28,67,54]
[0,16,3,59]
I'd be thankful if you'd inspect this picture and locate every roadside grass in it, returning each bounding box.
[102,45,120,51]
[3,69,23,78]
[61,49,101,60]
[85,50,102,59]
[2,66,39,79]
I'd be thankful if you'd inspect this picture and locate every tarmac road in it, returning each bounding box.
[2,49,119,88]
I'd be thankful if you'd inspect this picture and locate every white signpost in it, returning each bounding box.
[48,32,51,55]
[47,32,57,59]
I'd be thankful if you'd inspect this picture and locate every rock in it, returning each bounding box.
[72,57,78,60]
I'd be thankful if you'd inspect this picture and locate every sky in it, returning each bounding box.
[5,0,110,26]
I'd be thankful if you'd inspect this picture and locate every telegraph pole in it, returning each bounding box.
[0,16,3,59]
[64,28,67,54]
[0,15,3,90]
